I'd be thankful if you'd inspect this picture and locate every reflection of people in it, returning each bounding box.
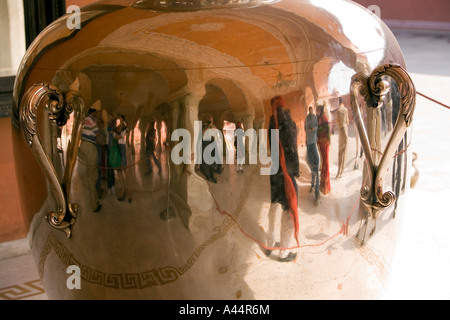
[200,120,218,183]
[114,116,131,202]
[145,121,162,175]
[305,106,320,203]
[95,115,107,198]
[207,115,223,174]
[235,121,244,173]
[266,95,299,262]
[106,113,116,195]
[317,105,331,195]
[79,108,101,212]
[336,98,349,178]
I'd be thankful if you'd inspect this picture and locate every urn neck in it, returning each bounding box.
[131,0,279,11]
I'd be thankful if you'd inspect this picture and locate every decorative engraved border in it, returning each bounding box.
[0,280,46,300]
[358,243,390,288]
[39,216,234,290]
[36,215,390,291]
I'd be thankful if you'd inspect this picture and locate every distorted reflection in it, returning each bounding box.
[336,97,349,178]
[58,65,408,272]
[145,120,162,176]
[305,106,319,203]
[112,115,132,202]
[199,114,224,183]
[235,121,245,174]
[106,113,117,195]
[95,113,107,200]
[78,107,102,212]
[55,49,407,269]
[265,95,299,262]
[317,104,331,195]
[77,109,170,212]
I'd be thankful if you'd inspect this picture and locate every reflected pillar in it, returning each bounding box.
[165,90,216,240]
[156,120,163,152]
[241,114,255,164]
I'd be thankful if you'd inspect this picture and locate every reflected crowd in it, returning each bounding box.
[75,93,357,219]
[73,88,404,261]
[78,108,166,212]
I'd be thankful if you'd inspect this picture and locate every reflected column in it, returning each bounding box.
[241,114,255,165]
[165,91,215,235]
[156,120,163,152]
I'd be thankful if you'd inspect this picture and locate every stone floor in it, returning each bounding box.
[1,28,450,300]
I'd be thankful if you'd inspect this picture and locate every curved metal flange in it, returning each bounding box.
[19,83,85,238]
[350,64,416,222]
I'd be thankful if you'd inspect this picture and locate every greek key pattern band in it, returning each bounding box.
[358,242,390,288]
[38,216,234,290]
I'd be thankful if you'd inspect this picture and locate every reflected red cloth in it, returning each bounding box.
[317,113,331,195]
[271,96,300,246]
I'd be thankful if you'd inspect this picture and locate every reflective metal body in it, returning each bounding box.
[11,0,415,299]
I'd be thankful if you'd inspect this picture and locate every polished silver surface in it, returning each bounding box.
[11,0,415,299]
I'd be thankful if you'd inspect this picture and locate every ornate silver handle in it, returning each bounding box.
[350,64,416,220]
[19,83,85,238]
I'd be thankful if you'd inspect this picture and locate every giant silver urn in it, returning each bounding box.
[11,0,416,299]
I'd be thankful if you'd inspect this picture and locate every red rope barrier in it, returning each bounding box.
[208,176,360,252]
[417,91,450,110]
